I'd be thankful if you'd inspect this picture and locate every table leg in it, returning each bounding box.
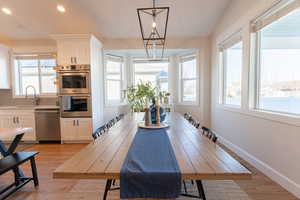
[103,179,112,200]
[196,180,206,200]
[0,133,26,183]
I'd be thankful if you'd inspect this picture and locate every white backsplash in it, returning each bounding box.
[0,89,58,106]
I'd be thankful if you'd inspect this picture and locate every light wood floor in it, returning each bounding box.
[0,143,298,200]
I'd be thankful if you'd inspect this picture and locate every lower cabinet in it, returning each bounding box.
[0,110,36,142]
[60,118,92,142]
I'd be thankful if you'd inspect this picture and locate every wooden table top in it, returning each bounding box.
[53,112,251,180]
[0,128,32,140]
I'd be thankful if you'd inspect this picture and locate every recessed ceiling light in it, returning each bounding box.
[2,7,12,15]
[57,5,66,13]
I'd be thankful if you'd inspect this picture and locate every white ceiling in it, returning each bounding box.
[0,0,231,41]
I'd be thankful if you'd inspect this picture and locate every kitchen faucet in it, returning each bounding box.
[25,85,40,105]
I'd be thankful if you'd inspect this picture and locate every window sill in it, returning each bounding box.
[176,102,199,106]
[105,102,129,108]
[13,94,58,99]
[217,103,242,111]
[216,104,300,127]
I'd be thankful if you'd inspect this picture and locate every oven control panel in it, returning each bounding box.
[56,64,90,71]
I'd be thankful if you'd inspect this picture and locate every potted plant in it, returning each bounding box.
[126,81,156,113]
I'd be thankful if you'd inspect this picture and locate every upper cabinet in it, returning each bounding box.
[51,35,91,65]
[0,45,11,89]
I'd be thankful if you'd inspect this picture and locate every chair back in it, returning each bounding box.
[194,121,200,129]
[201,126,210,135]
[184,113,189,119]
[212,133,218,143]
[92,125,105,140]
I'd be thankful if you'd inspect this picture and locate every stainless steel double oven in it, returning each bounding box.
[57,65,92,118]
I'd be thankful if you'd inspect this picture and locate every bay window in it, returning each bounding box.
[179,55,198,103]
[105,55,124,104]
[133,60,169,92]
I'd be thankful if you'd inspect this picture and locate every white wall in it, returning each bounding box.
[211,0,300,198]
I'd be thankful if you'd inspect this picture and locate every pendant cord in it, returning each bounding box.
[153,0,155,8]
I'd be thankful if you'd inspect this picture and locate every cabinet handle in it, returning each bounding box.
[71,57,73,64]
[77,120,79,126]
[74,57,77,64]
[17,117,19,124]
[13,117,15,124]
[73,120,75,126]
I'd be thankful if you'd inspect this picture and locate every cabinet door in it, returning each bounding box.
[56,38,90,65]
[0,45,10,89]
[0,113,15,141]
[60,118,77,140]
[76,118,92,140]
[17,113,36,141]
[75,40,90,65]
[57,40,74,65]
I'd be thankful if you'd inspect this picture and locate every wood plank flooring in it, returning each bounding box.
[0,143,298,200]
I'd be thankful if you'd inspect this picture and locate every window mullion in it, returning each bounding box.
[38,59,42,94]
[255,31,262,109]
[223,50,227,105]
[18,60,22,95]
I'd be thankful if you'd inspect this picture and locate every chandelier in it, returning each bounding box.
[137,0,169,60]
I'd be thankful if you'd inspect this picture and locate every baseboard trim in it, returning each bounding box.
[217,135,300,198]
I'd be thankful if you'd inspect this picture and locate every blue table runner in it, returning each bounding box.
[120,128,181,199]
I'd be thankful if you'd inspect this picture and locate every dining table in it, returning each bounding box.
[53,112,251,199]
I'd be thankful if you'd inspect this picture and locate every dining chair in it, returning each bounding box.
[211,132,218,143]
[92,125,106,140]
[184,113,189,119]
[194,121,200,129]
[188,116,193,123]
[201,126,210,136]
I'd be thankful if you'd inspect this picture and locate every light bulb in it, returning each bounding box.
[2,8,12,15]
[152,22,157,28]
[57,5,66,13]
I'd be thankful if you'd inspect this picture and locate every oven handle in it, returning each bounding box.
[71,96,90,100]
[57,72,89,76]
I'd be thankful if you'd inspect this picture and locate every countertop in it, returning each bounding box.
[0,127,33,140]
[0,105,60,110]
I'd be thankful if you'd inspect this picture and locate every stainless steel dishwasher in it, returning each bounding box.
[35,109,61,142]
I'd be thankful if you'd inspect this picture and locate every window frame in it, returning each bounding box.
[178,54,199,105]
[104,54,125,106]
[132,58,170,92]
[251,0,300,116]
[219,39,243,108]
[13,53,57,98]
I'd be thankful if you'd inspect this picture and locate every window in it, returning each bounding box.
[252,1,300,115]
[179,55,198,103]
[220,40,243,106]
[133,60,169,92]
[105,55,124,104]
[14,54,57,96]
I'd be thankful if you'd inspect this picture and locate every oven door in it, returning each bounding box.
[60,96,92,118]
[58,72,90,94]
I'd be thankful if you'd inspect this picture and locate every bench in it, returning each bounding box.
[0,152,39,200]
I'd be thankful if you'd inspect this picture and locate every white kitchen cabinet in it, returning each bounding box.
[0,45,11,89]
[0,110,36,141]
[60,118,92,142]
[17,112,36,141]
[52,35,91,65]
